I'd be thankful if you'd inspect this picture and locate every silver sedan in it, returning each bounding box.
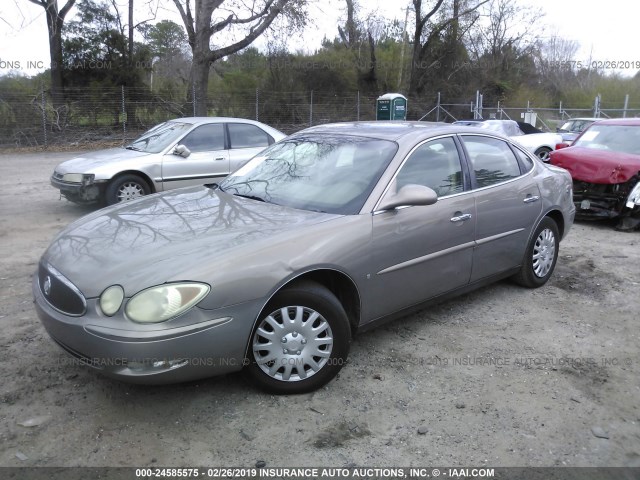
[50,117,285,205]
[34,122,575,394]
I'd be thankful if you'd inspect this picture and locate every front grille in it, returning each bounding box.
[39,262,87,316]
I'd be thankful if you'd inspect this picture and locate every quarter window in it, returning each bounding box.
[228,123,271,149]
[513,147,534,172]
[462,136,522,188]
[396,137,464,197]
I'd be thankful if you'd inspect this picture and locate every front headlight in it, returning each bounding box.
[100,285,124,316]
[62,173,95,185]
[626,182,640,208]
[125,283,210,324]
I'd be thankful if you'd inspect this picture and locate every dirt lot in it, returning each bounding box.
[0,150,639,470]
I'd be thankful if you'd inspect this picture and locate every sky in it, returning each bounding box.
[0,0,638,77]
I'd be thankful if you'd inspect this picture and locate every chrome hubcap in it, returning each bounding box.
[532,228,556,278]
[252,306,333,382]
[117,182,145,202]
[537,150,550,161]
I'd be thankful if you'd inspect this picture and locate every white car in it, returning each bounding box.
[51,117,286,205]
[454,120,562,162]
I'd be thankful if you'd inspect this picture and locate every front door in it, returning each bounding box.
[366,136,476,321]
[161,123,229,190]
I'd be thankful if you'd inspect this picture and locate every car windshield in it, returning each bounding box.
[573,125,640,155]
[219,134,398,214]
[126,122,193,153]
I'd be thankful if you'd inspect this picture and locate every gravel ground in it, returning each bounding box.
[0,150,639,470]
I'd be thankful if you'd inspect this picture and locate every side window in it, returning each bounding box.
[462,136,523,188]
[396,137,464,197]
[228,123,271,149]
[179,124,225,153]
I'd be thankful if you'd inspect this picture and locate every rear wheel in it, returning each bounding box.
[105,174,150,205]
[513,217,559,288]
[534,147,552,162]
[246,281,351,394]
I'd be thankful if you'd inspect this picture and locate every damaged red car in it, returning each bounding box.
[550,118,640,230]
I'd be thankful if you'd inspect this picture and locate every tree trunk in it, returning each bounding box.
[46,14,66,107]
[190,54,210,116]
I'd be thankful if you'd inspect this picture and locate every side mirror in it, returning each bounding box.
[378,184,438,211]
[173,144,191,158]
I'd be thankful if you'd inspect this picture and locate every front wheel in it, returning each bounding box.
[513,217,559,288]
[535,147,552,162]
[105,174,150,205]
[246,281,351,394]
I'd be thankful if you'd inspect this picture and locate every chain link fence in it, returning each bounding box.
[1,86,639,148]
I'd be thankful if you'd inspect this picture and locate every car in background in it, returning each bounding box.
[50,117,286,205]
[453,119,563,162]
[34,121,575,394]
[556,117,599,143]
[550,118,640,230]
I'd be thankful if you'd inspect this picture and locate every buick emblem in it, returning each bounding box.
[43,276,52,296]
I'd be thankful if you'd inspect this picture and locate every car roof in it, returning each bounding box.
[591,118,640,126]
[169,117,265,125]
[565,117,599,122]
[294,121,492,141]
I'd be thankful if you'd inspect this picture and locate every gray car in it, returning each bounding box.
[50,117,285,205]
[34,122,575,394]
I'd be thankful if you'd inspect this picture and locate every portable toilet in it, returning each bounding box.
[376,93,407,121]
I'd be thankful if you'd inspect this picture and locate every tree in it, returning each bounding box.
[336,0,381,92]
[25,0,77,106]
[466,0,542,99]
[171,0,306,116]
[408,0,487,96]
[140,19,191,91]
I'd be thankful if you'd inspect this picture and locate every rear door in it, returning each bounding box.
[367,136,476,319]
[459,135,542,282]
[160,123,228,190]
[227,123,274,172]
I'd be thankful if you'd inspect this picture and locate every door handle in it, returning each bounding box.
[450,213,472,223]
[214,157,225,161]
[523,195,540,203]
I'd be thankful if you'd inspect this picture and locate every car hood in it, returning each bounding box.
[550,147,640,184]
[42,187,343,299]
[54,148,152,173]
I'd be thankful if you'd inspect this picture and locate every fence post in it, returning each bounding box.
[41,83,47,149]
[623,94,629,118]
[356,91,360,121]
[121,85,126,145]
[310,90,313,127]
[594,94,601,117]
[436,92,441,122]
[192,82,196,117]
[255,88,259,121]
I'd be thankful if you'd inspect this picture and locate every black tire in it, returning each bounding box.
[534,147,552,162]
[105,174,150,206]
[513,217,559,288]
[246,281,351,394]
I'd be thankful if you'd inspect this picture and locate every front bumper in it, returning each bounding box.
[32,274,262,384]
[573,180,640,230]
[50,175,103,204]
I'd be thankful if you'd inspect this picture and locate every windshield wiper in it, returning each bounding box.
[233,193,266,202]
[125,145,143,151]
